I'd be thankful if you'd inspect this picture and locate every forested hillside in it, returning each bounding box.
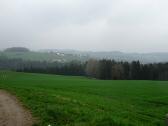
[0,48,88,62]
[0,56,168,80]
[1,47,168,63]
[41,49,168,63]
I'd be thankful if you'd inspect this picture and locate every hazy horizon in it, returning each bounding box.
[1,46,168,54]
[1,0,168,53]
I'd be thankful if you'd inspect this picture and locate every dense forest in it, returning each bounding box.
[0,56,168,80]
[0,56,85,76]
[85,59,168,80]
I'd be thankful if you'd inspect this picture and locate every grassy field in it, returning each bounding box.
[0,71,168,126]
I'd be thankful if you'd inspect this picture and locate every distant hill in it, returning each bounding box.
[0,48,88,62]
[85,51,168,63]
[1,48,168,63]
[4,47,30,52]
[41,49,168,63]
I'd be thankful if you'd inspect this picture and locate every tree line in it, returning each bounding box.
[0,56,168,80]
[86,59,168,80]
[0,57,85,76]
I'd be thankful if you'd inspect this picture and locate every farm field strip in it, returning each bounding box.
[0,71,168,126]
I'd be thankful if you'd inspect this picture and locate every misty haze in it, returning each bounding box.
[0,1,168,126]
[1,0,168,52]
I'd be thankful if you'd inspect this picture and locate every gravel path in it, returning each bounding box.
[0,90,33,126]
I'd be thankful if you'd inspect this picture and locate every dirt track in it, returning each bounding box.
[0,90,33,126]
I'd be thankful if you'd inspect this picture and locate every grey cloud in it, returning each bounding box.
[0,0,168,52]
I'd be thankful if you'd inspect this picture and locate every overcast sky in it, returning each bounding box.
[0,0,168,52]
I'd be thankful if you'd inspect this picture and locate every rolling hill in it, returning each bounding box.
[1,47,168,63]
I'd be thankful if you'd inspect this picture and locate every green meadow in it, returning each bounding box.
[0,71,168,126]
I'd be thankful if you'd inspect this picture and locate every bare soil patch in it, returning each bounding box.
[0,90,33,126]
